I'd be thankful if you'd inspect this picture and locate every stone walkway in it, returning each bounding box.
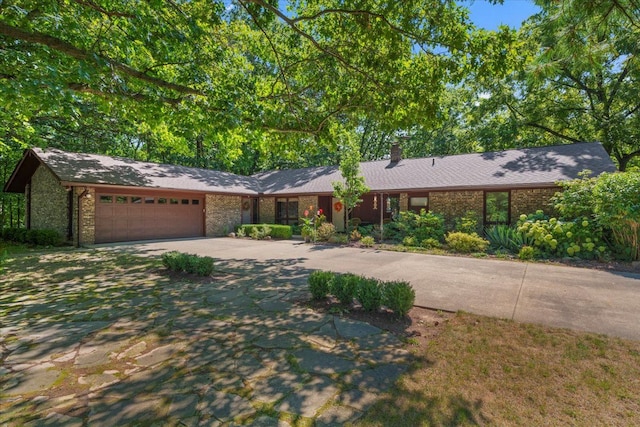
[0,252,411,426]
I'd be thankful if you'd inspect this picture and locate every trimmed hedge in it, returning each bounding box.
[237,224,292,239]
[308,270,334,299]
[162,251,215,276]
[307,271,416,316]
[1,227,62,246]
[330,273,359,304]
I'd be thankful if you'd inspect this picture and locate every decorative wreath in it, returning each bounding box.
[333,201,343,212]
[242,200,251,210]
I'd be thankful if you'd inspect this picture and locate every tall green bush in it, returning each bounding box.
[389,209,445,243]
[554,171,640,260]
[592,172,640,261]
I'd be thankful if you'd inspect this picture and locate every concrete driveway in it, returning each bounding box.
[105,238,640,341]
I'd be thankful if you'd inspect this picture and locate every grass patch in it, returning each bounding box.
[355,312,640,426]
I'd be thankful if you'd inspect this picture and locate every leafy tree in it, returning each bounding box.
[0,0,506,174]
[332,133,370,234]
[471,0,639,170]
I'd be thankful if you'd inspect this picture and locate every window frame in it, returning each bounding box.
[484,190,511,226]
[276,197,299,225]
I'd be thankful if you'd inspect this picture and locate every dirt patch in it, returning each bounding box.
[306,297,453,346]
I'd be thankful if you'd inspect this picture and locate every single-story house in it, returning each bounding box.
[3,142,616,245]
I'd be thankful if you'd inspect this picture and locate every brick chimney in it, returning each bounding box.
[390,142,402,163]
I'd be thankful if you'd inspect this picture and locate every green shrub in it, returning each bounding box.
[317,223,336,241]
[28,229,62,246]
[455,210,480,235]
[485,225,530,253]
[251,225,272,240]
[357,277,383,312]
[518,245,535,261]
[554,171,640,261]
[591,172,640,261]
[238,224,293,239]
[517,213,605,259]
[421,238,442,249]
[328,234,348,244]
[194,256,215,276]
[445,232,489,253]
[357,225,375,237]
[1,228,62,246]
[331,273,359,305]
[290,224,301,235]
[359,236,376,247]
[162,251,214,276]
[350,229,362,241]
[402,236,417,247]
[162,251,188,272]
[383,281,415,316]
[308,271,335,300]
[386,209,445,243]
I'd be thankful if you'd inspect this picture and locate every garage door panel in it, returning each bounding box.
[95,192,204,243]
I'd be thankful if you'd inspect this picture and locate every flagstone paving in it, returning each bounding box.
[0,251,412,426]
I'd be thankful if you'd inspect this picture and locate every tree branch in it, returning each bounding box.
[240,0,384,89]
[66,82,183,105]
[72,0,135,18]
[523,122,583,143]
[0,21,204,97]
[289,8,427,44]
[238,0,303,126]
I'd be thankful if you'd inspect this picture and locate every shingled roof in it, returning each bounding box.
[256,142,617,194]
[4,148,259,195]
[4,142,616,195]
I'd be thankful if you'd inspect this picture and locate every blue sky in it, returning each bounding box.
[462,0,541,30]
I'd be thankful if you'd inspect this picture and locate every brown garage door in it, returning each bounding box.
[95,191,204,243]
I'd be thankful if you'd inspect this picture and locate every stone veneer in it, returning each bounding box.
[29,165,69,237]
[510,187,559,223]
[429,191,484,227]
[206,194,242,236]
[258,197,276,224]
[75,187,96,246]
[298,196,319,220]
[399,193,409,212]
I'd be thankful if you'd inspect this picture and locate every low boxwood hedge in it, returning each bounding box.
[237,224,292,239]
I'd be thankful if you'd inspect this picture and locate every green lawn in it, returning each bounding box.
[355,312,640,426]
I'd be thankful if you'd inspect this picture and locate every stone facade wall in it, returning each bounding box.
[429,191,484,227]
[75,187,96,246]
[298,195,318,221]
[510,187,559,223]
[259,197,276,224]
[29,166,69,238]
[206,194,242,236]
[399,193,409,212]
